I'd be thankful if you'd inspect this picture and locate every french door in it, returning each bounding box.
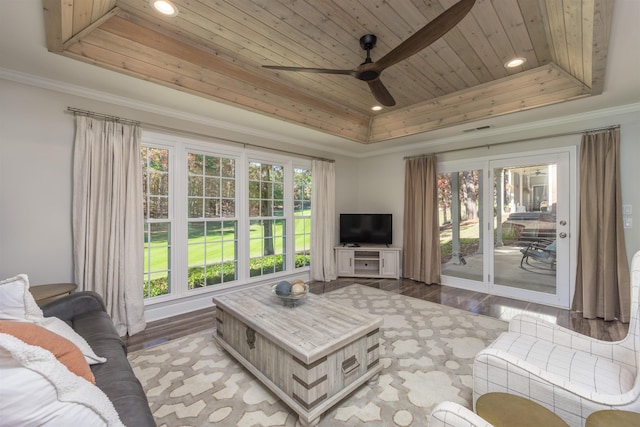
[438,150,574,308]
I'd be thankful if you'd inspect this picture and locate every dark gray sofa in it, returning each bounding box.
[41,291,156,427]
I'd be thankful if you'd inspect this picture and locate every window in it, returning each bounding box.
[142,146,171,298]
[294,167,311,268]
[187,153,237,289]
[141,133,312,301]
[248,161,286,277]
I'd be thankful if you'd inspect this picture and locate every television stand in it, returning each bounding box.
[334,245,401,279]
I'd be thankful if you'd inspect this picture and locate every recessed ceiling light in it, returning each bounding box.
[150,0,179,17]
[371,105,383,111]
[505,57,526,68]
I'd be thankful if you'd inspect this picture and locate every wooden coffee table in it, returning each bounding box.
[212,286,382,426]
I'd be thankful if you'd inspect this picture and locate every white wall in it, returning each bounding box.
[0,80,75,284]
[351,154,406,247]
[619,121,640,262]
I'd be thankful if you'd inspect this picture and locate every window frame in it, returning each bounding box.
[141,131,312,305]
[293,166,312,269]
[186,150,239,290]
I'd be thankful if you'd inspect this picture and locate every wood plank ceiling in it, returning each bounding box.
[42,0,614,144]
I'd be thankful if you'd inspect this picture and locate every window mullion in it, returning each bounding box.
[172,147,188,298]
[284,160,294,272]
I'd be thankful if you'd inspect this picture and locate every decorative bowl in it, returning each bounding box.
[271,281,309,307]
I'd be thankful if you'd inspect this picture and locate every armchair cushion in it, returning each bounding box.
[485,331,634,395]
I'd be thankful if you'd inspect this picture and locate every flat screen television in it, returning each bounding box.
[339,213,392,245]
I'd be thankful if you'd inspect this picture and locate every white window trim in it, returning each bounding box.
[141,131,312,310]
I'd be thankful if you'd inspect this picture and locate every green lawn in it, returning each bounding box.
[145,213,311,278]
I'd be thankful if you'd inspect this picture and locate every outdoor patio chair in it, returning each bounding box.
[520,239,556,270]
[473,250,640,426]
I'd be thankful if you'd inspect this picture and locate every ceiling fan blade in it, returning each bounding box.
[376,0,476,71]
[263,65,355,76]
[367,79,396,106]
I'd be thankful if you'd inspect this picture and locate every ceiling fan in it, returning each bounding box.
[262,0,476,107]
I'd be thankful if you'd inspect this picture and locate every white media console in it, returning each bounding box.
[335,245,401,279]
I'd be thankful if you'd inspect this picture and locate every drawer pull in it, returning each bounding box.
[342,355,360,375]
[246,327,256,349]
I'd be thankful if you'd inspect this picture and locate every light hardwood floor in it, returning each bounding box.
[124,277,629,352]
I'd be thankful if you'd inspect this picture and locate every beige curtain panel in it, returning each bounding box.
[72,116,146,336]
[310,160,337,281]
[403,156,440,284]
[573,128,630,322]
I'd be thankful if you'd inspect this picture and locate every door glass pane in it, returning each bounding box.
[439,169,484,282]
[493,164,557,293]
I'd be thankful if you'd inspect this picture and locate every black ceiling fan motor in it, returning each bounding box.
[358,34,379,81]
[359,34,377,51]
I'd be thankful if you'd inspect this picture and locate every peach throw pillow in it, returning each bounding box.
[0,320,95,384]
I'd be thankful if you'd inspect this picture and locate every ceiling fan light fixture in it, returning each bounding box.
[150,0,179,17]
[505,57,526,68]
[371,105,383,111]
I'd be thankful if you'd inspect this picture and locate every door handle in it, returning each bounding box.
[559,232,567,238]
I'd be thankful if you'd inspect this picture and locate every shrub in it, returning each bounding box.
[145,253,311,297]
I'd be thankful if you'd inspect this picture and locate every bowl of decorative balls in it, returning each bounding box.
[271,279,309,307]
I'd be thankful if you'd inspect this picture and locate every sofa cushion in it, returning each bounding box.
[0,332,124,426]
[0,320,95,383]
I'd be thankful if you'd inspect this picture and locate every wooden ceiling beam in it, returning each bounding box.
[62,17,370,142]
[368,64,590,142]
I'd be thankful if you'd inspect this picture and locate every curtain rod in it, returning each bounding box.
[66,107,335,163]
[404,124,621,160]
[67,107,141,126]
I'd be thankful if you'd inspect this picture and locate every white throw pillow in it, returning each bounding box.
[0,274,106,365]
[0,333,124,427]
[37,316,107,365]
[0,274,44,321]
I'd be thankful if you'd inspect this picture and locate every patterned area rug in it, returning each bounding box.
[128,284,507,426]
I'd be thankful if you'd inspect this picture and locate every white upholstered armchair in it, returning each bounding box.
[428,401,494,427]
[473,250,640,426]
